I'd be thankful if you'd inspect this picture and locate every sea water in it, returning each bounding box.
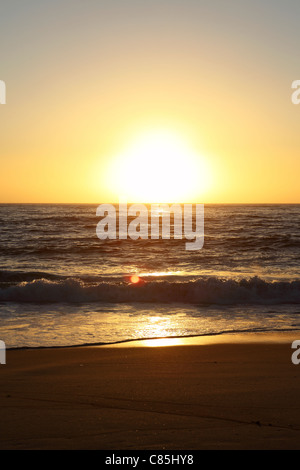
[0,204,300,348]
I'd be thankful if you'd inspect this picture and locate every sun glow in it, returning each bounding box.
[102,129,211,203]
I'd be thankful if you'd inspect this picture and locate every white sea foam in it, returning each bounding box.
[1,276,300,305]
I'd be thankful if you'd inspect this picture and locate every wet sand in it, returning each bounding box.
[1,333,300,449]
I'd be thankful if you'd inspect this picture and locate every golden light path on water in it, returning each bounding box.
[126,271,187,345]
[138,271,183,277]
[142,337,184,347]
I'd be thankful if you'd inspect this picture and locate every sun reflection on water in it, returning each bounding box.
[133,315,187,347]
[142,337,184,347]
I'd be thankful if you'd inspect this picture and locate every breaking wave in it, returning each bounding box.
[1,274,300,305]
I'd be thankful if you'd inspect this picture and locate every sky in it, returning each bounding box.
[0,0,300,203]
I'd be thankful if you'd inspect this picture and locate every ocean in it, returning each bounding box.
[0,203,300,348]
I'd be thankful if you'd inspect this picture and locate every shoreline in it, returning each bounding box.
[6,328,300,351]
[104,330,300,348]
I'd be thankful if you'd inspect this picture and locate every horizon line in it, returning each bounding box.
[1,202,300,205]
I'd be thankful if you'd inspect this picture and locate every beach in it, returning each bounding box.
[1,333,300,450]
[1,0,300,454]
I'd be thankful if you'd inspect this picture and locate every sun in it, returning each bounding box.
[103,129,211,203]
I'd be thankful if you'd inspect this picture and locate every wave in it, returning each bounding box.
[0,270,64,283]
[0,275,300,305]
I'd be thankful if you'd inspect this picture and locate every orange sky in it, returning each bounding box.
[1,0,300,203]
